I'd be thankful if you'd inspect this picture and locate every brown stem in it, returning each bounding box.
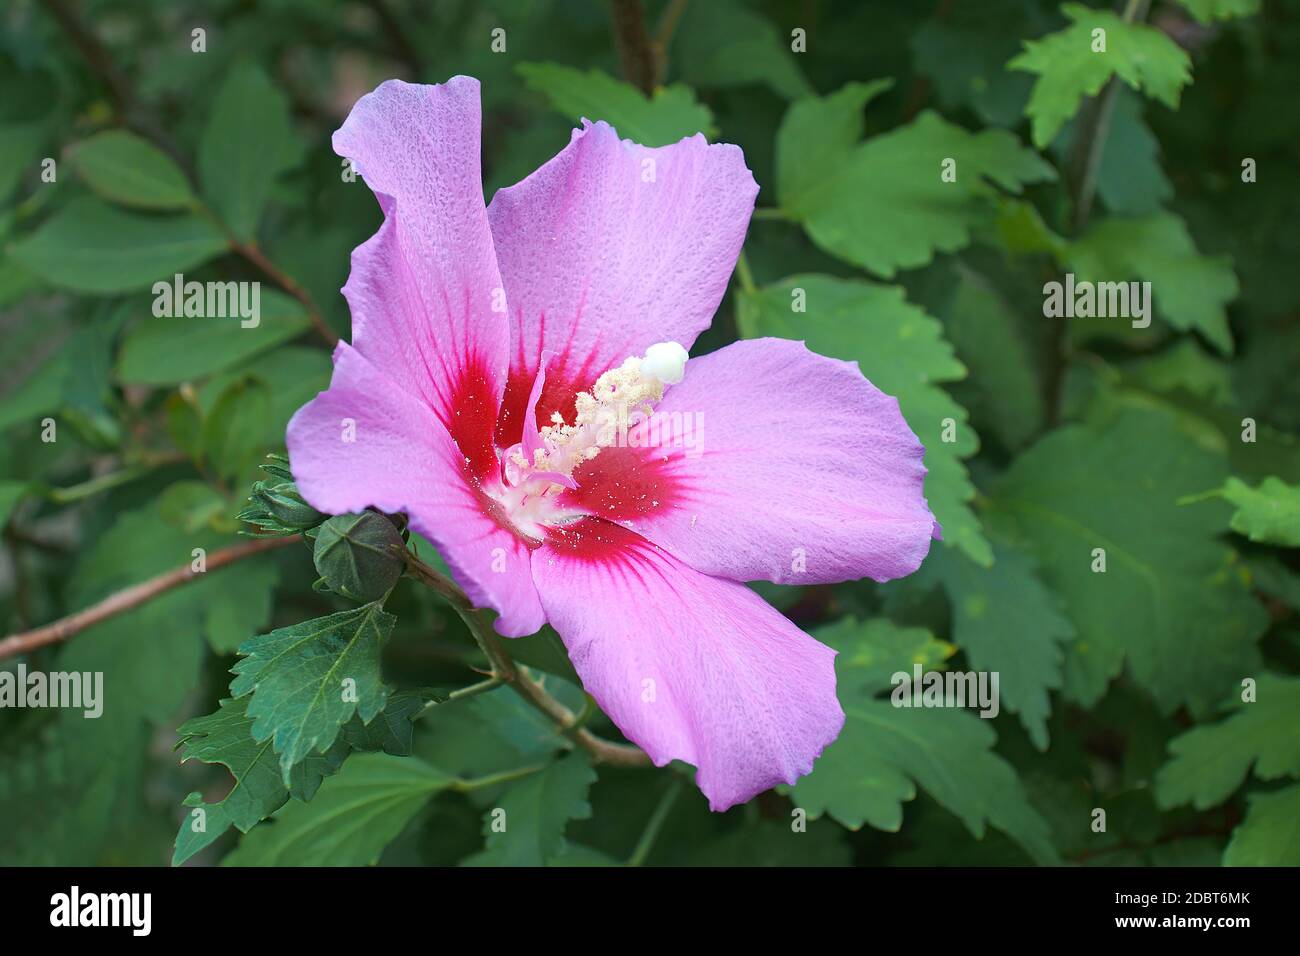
[1041,262,1071,427]
[1067,77,1122,236]
[1045,0,1150,426]
[400,548,475,612]
[0,535,299,661]
[228,240,340,347]
[609,0,657,95]
[401,550,651,768]
[43,0,339,349]
[41,0,190,170]
[42,0,130,116]
[1070,0,1153,219]
[651,0,689,84]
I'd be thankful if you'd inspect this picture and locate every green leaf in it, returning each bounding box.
[507,626,581,684]
[198,345,331,447]
[674,0,813,100]
[775,80,894,210]
[909,0,1038,127]
[1223,785,1300,866]
[1124,339,1234,405]
[202,376,272,481]
[464,752,596,866]
[62,506,269,730]
[117,289,308,385]
[790,618,1057,864]
[312,512,405,602]
[201,558,281,654]
[172,697,296,865]
[1215,476,1300,547]
[985,399,1267,715]
[1155,674,1300,809]
[811,617,953,691]
[416,687,572,781]
[0,717,151,865]
[0,255,41,308]
[0,480,28,527]
[1244,554,1300,610]
[517,63,715,146]
[0,344,68,431]
[230,603,396,783]
[59,606,206,730]
[199,61,301,241]
[224,753,454,866]
[158,479,227,533]
[50,313,122,449]
[919,259,1048,451]
[9,198,227,293]
[776,85,1055,277]
[1179,0,1261,25]
[991,196,1068,258]
[684,819,853,866]
[65,130,195,210]
[1008,2,1192,148]
[0,119,50,203]
[1066,212,1239,353]
[172,688,427,863]
[736,274,991,566]
[911,543,1074,749]
[339,691,424,757]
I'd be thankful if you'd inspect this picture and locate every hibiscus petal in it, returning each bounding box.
[486,122,758,446]
[288,344,544,636]
[532,518,844,811]
[333,76,509,480]
[559,338,938,584]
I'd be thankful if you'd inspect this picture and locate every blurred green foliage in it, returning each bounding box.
[1,0,1298,867]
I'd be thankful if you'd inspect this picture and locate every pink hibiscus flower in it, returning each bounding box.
[287,76,938,811]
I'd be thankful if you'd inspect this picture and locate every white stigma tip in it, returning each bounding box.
[641,341,689,385]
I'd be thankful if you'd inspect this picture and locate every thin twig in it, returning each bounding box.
[650,0,689,84]
[400,549,475,612]
[1068,81,1123,235]
[401,549,652,768]
[228,239,340,347]
[609,0,657,95]
[627,778,684,866]
[454,762,548,792]
[1045,0,1150,425]
[0,535,300,660]
[1071,0,1151,232]
[44,452,187,504]
[42,0,130,112]
[42,0,340,349]
[509,657,652,767]
[41,0,189,169]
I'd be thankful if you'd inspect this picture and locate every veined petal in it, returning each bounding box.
[532,518,844,811]
[287,344,544,636]
[334,75,509,480]
[486,121,758,447]
[558,338,938,584]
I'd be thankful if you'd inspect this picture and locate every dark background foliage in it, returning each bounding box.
[1,0,1298,867]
